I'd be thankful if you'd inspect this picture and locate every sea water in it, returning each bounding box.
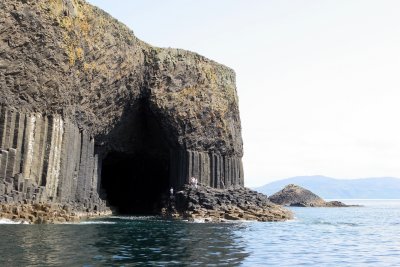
[0,200,399,266]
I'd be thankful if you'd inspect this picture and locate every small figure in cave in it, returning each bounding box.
[168,187,175,210]
[190,177,196,187]
[194,178,198,189]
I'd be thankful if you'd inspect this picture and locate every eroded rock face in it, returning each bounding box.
[269,184,349,207]
[0,0,246,220]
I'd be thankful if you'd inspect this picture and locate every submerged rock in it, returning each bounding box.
[268,184,350,207]
[162,185,293,222]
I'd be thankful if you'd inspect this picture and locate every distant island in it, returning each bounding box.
[268,184,350,207]
[255,175,400,199]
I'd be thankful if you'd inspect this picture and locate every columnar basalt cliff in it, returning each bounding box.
[0,0,286,222]
[0,108,103,204]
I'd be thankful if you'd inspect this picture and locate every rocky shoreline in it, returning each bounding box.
[0,185,293,224]
[2,183,361,224]
[162,185,293,222]
[0,202,112,224]
[0,176,111,224]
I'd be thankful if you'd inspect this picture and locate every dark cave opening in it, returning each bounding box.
[100,102,171,215]
[101,151,170,215]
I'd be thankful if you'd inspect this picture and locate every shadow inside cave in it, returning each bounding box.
[99,100,171,215]
[100,151,170,215]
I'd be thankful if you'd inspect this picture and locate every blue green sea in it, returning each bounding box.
[0,200,399,266]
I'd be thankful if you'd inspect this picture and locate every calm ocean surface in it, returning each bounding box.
[0,199,399,266]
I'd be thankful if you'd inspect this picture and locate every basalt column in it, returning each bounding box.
[0,107,104,209]
[168,150,244,189]
[145,48,244,190]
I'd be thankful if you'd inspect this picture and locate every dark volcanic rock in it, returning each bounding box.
[162,185,293,222]
[0,0,247,222]
[269,184,350,207]
[0,0,243,156]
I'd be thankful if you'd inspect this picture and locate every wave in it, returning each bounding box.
[312,220,360,227]
[109,215,161,221]
[0,219,29,224]
[78,221,116,225]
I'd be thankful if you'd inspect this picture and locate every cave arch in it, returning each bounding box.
[99,102,171,215]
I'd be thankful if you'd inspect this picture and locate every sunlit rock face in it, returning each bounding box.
[0,0,244,215]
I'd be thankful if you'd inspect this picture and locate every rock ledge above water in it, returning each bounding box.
[0,201,111,224]
[162,185,293,222]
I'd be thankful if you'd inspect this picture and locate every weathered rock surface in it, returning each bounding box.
[269,184,350,207]
[0,0,243,157]
[0,0,246,221]
[0,201,111,224]
[162,185,293,222]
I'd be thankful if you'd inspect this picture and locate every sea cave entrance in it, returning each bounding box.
[101,151,170,214]
[100,103,171,215]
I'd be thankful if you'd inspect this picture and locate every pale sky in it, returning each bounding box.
[87,0,400,187]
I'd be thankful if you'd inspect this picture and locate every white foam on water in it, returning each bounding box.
[287,217,299,222]
[78,221,116,225]
[109,215,160,221]
[0,219,28,224]
[63,215,164,224]
[188,218,259,224]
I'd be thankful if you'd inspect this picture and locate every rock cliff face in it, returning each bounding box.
[0,0,244,217]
